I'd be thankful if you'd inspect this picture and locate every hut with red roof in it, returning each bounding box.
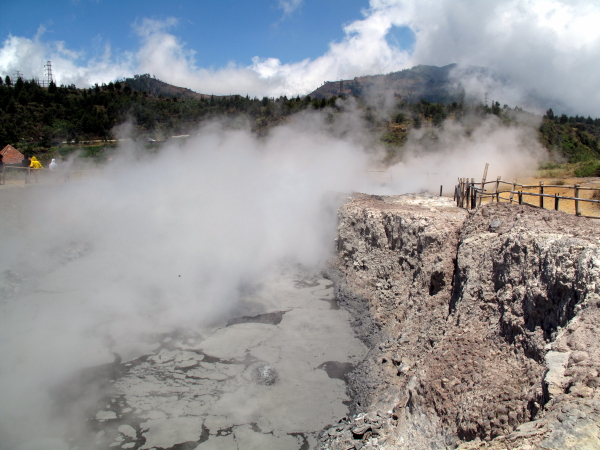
[0,145,25,165]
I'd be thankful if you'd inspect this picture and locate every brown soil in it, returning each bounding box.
[477,177,600,218]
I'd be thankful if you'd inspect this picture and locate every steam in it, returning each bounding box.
[0,105,545,447]
[384,113,546,194]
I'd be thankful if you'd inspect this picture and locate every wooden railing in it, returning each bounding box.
[0,165,97,185]
[455,177,600,219]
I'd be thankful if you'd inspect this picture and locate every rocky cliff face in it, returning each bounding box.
[320,194,600,450]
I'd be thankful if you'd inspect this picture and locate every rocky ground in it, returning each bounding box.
[320,193,600,450]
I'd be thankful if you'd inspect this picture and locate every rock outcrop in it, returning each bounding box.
[321,194,600,450]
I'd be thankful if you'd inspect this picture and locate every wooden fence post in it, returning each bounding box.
[575,184,581,216]
[518,191,523,205]
[440,185,443,197]
[463,178,471,209]
[539,181,544,208]
[555,193,560,211]
[509,180,516,203]
[479,163,489,207]
[466,183,471,209]
[493,176,500,203]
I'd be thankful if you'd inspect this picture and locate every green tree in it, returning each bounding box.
[48,81,57,94]
[413,114,422,129]
[4,75,11,86]
[14,76,24,93]
[545,108,555,120]
[492,101,501,116]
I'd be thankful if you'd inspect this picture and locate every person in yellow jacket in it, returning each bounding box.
[29,156,43,169]
[29,156,43,183]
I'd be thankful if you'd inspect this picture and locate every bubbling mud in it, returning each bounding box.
[18,267,367,450]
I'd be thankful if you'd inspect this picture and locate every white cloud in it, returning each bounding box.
[0,0,599,114]
[0,31,132,87]
[405,0,600,115]
[278,0,303,16]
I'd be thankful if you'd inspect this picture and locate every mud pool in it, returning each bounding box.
[2,267,367,450]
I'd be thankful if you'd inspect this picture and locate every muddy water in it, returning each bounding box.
[8,268,367,450]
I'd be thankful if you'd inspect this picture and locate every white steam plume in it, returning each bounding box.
[383,113,547,194]
[0,104,546,447]
[0,111,372,447]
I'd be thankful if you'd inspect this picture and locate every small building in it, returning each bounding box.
[0,145,25,165]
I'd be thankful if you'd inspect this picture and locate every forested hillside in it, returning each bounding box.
[539,109,600,176]
[1,73,599,176]
[0,74,316,149]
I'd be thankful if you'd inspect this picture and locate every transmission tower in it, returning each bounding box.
[44,61,53,86]
[13,70,22,80]
[484,92,488,107]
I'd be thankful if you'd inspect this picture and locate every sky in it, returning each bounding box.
[1,0,600,115]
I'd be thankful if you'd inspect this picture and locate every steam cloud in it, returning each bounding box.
[2,0,599,115]
[0,105,548,446]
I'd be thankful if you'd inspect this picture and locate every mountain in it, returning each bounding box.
[308,64,474,103]
[124,74,214,100]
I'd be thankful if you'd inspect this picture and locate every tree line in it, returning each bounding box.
[0,74,328,152]
[1,74,599,174]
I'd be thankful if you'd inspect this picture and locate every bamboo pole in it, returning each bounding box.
[575,184,581,216]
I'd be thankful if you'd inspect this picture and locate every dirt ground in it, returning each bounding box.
[475,176,600,218]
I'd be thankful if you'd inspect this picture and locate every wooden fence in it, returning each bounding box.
[0,165,97,185]
[455,177,600,219]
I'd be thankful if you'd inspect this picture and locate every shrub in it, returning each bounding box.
[573,161,600,177]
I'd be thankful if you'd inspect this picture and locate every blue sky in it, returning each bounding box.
[1,0,410,67]
[1,0,600,115]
